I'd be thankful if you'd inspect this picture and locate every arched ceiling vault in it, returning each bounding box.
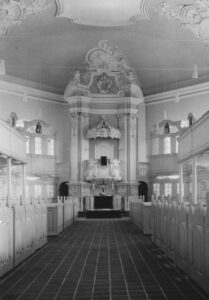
[0,0,209,96]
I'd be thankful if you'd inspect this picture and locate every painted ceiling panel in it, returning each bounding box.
[0,0,209,95]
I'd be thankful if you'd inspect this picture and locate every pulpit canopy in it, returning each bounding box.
[86,117,121,139]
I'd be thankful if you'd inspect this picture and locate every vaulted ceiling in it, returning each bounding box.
[1,0,209,96]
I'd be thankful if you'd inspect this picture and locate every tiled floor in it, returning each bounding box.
[0,219,208,300]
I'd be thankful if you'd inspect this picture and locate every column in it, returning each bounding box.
[127,113,137,183]
[7,157,12,206]
[118,113,127,182]
[22,163,26,205]
[192,157,197,205]
[126,111,138,196]
[78,112,89,199]
[69,112,79,182]
[179,162,184,203]
[137,101,147,162]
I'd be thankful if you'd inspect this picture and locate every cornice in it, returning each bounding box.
[145,81,209,105]
[0,78,65,105]
[66,96,143,105]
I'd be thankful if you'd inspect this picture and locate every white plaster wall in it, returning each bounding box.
[0,90,66,164]
[146,92,209,136]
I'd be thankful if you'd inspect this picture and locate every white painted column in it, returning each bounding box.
[137,102,147,162]
[192,157,197,205]
[7,157,12,206]
[118,113,127,182]
[78,112,89,201]
[179,162,184,203]
[22,163,26,205]
[127,113,137,183]
[69,112,79,181]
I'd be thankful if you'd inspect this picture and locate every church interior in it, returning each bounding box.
[1,0,209,299]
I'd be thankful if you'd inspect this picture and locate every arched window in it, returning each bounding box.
[47,184,54,198]
[153,183,160,197]
[175,136,179,153]
[164,136,171,154]
[35,137,42,155]
[34,184,42,198]
[164,183,172,197]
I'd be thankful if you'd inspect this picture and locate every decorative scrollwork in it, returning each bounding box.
[0,0,49,35]
[86,116,121,139]
[157,1,209,47]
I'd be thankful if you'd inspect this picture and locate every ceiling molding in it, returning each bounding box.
[55,0,150,27]
[145,81,209,105]
[0,79,65,105]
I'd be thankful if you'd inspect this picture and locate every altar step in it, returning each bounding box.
[87,209,121,219]
[78,211,87,218]
[78,210,129,219]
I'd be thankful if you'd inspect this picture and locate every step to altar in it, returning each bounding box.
[86,209,121,219]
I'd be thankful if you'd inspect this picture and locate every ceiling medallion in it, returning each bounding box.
[157,1,209,47]
[55,0,150,27]
[0,0,49,35]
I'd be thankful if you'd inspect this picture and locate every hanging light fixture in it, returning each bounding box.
[164,110,167,120]
[174,89,180,103]
[192,63,198,79]
[0,58,5,75]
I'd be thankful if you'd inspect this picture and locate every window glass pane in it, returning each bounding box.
[165,183,172,196]
[152,137,159,155]
[164,137,171,154]
[47,138,54,156]
[35,137,42,155]
[175,136,179,153]
[34,185,42,198]
[177,182,184,196]
[153,183,160,197]
[177,183,179,194]
[47,185,54,198]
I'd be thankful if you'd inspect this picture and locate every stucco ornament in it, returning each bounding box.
[157,1,209,47]
[0,0,49,35]
[55,0,150,27]
[64,40,144,100]
[85,40,131,72]
[86,116,121,139]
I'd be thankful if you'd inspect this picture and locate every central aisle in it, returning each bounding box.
[0,220,208,300]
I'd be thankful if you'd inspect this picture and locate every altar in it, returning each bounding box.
[84,195,122,211]
[94,196,113,209]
